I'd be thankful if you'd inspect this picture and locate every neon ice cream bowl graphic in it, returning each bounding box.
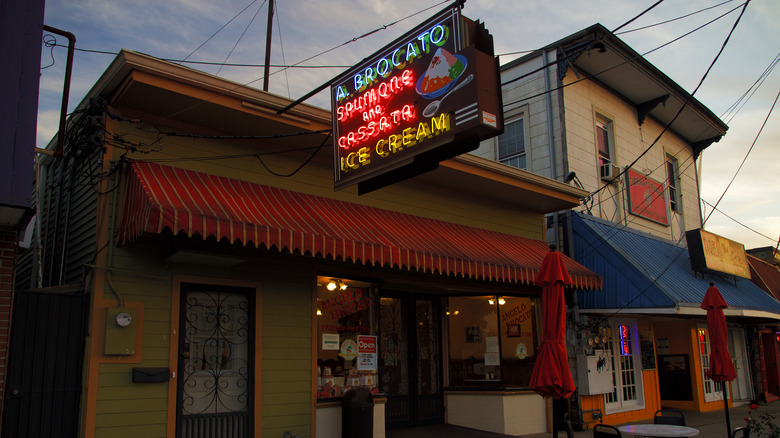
[416,47,471,117]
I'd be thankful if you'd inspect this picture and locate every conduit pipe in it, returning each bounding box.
[37,25,75,158]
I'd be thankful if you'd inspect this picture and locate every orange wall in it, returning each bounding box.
[580,318,660,429]
[652,319,733,413]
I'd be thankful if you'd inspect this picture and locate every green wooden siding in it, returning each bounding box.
[262,281,313,438]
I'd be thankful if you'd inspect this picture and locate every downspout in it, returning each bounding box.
[37,25,75,158]
[542,48,561,248]
[543,48,557,181]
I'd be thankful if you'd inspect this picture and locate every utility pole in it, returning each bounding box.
[262,0,274,91]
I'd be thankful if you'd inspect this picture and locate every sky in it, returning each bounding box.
[36,0,780,251]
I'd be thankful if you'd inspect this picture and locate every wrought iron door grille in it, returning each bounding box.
[178,286,253,438]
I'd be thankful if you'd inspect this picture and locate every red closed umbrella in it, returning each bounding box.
[530,247,575,436]
[701,282,737,436]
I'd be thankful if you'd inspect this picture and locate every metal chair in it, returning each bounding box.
[593,424,622,438]
[654,409,686,426]
[732,426,750,438]
[561,413,576,438]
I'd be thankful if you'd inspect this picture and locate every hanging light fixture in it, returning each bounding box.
[498,297,506,305]
[326,279,348,291]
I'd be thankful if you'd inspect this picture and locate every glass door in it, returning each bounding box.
[379,294,443,428]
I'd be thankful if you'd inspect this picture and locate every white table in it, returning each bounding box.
[618,424,700,437]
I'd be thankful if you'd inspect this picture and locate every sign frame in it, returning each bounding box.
[330,3,503,193]
[685,228,751,278]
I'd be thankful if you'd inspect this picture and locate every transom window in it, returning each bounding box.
[498,118,526,169]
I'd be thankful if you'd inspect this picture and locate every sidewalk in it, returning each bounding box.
[388,400,780,438]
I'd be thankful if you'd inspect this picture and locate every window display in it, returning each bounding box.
[447,295,539,387]
[316,277,379,399]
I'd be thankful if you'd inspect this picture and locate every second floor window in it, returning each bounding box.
[596,115,612,166]
[498,118,526,169]
[666,156,680,213]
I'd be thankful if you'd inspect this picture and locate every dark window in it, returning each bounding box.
[596,116,611,166]
[498,118,526,169]
[666,156,679,212]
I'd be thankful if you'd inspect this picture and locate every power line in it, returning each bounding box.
[702,89,780,225]
[615,0,734,35]
[701,199,779,244]
[720,51,780,124]
[215,0,267,76]
[181,0,259,62]
[587,0,750,202]
[611,0,665,34]
[50,44,350,68]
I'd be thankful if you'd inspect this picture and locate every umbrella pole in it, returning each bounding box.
[552,400,559,438]
[722,383,732,437]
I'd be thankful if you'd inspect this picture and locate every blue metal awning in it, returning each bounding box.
[571,212,780,319]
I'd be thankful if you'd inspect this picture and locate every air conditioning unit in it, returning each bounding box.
[600,164,620,182]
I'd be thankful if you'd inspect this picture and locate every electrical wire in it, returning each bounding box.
[181,0,259,62]
[256,130,332,177]
[49,43,350,69]
[720,52,780,124]
[615,0,734,35]
[702,89,779,226]
[502,2,743,97]
[150,0,453,127]
[611,0,665,34]
[587,0,750,201]
[701,200,779,243]
[274,1,292,98]
[41,34,57,69]
[216,0,267,76]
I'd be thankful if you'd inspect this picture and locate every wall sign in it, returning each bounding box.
[331,4,503,193]
[685,228,750,278]
[626,167,669,225]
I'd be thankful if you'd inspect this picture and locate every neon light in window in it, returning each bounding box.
[619,325,631,356]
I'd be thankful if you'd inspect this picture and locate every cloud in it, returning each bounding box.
[36,110,61,149]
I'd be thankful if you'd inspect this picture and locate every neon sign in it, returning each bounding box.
[619,325,631,356]
[331,5,503,192]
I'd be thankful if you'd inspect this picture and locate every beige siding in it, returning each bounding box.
[561,74,700,242]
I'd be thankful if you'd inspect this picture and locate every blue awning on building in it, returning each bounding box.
[571,212,780,319]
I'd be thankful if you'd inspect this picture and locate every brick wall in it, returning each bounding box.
[0,228,18,428]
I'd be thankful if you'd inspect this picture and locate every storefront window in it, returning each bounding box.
[447,295,539,387]
[316,277,379,400]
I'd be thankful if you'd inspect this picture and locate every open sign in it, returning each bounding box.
[358,335,377,353]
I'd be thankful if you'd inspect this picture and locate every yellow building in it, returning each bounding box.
[11,50,603,437]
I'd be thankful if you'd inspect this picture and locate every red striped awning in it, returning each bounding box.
[118,161,601,289]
